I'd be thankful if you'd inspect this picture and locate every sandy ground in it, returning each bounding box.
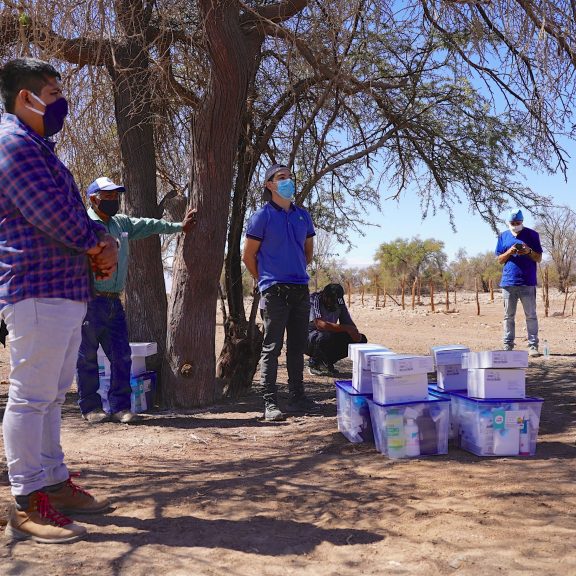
[1,290,576,575]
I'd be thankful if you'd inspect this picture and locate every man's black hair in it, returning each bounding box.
[0,58,61,113]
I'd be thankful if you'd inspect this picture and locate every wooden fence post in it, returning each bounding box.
[376,285,380,309]
[445,278,449,312]
[475,277,480,315]
[401,277,406,310]
[544,267,549,318]
[489,278,494,302]
[562,286,570,316]
[347,280,352,308]
[430,280,435,312]
[417,276,421,305]
[412,278,417,310]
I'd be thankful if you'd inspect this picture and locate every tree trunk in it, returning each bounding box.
[108,43,167,375]
[217,113,264,397]
[163,3,253,407]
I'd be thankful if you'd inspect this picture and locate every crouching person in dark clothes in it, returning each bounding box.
[307,283,367,376]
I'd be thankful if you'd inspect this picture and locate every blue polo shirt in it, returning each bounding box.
[495,227,542,287]
[246,200,315,292]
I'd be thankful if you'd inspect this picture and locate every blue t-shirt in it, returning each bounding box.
[495,227,542,287]
[245,201,315,292]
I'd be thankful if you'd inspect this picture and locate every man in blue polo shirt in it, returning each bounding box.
[243,164,315,421]
[495,209,543,356]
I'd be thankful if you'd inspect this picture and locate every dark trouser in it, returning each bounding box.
[307,330,367,365]
[76,297,133,415]
[259,283,310,405]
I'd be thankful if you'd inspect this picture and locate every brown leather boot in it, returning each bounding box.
[47,474,110,514]
[5,491,86,544]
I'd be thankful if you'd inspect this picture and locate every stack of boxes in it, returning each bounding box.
[334,344,393,443]
[431,345,470,391]
[368,353,449,458]
[336,344,450,459]
[97,342,158,414]
[449,350,543,456]
[337,344,545,459]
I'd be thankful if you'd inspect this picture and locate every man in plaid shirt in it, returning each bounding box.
[0,58,118,544]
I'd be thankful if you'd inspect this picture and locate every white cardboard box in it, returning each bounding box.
[371,372,429,404]
[370,354,434,376]
[437,364,468,391]
[461,350,529,369]
[352,366,373,394]
[431,345,470,366]
[467,368,526,399]
[97,342,158,378]
[348,344,391,369]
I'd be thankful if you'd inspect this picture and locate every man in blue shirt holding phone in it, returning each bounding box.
[495,209,543,356]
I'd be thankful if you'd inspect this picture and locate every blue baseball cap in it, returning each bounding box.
[508,209,524,222]
[87,176,125,196]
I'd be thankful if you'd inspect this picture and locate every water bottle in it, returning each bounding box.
[405,418,420,457]
[386,409,405,458]
[543,340,550,358]
[519,418,530,456]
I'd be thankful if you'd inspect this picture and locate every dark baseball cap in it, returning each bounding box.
[262,163,288,201]
[323,283,345,304]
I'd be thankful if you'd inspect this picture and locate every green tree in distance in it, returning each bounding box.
[375,237,447,286]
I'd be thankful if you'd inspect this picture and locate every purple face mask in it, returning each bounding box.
[26,92,69,137]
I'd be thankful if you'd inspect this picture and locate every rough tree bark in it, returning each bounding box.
[163,1,256,406]
[111,2,168,367]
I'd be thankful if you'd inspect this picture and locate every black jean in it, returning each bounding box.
[259,283,310,404]
[307,330,367,365]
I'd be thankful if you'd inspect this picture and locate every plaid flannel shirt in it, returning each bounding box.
[0,113,104,305]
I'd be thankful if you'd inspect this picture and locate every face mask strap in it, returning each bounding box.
[24,91,46,116]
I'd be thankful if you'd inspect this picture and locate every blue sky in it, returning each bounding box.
[341,149,575,268]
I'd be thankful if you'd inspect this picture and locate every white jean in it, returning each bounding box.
[1,298,87,496]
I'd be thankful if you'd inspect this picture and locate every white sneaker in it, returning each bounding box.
[110,410,141,424]
[83,409,109,424]
[528,347,540,358]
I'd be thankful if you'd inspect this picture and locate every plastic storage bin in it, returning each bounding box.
[98,371,157,414]
[428,384,456,440]
[97,342,157,378]
[367,395,450,458]
[335,380,373,443]
[448,391,543,456]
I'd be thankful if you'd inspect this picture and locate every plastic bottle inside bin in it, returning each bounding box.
[416,408,437,455]
[519,417,530,455]
[478,410,494,455]
[405,418,420,457]
[386,409,405,458]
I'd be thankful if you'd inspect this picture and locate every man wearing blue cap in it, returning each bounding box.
[243,163,316,421]
[495,209,543,356]
[77,177,196,424]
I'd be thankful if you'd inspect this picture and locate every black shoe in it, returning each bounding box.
[286,395,319,413]
[264,403,285,421]
[326,363,339,376]
[307,359,332,377]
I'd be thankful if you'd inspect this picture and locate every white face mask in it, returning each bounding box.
[509,223,523,235]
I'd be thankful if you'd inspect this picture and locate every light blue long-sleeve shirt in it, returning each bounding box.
[88,207,183,293]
